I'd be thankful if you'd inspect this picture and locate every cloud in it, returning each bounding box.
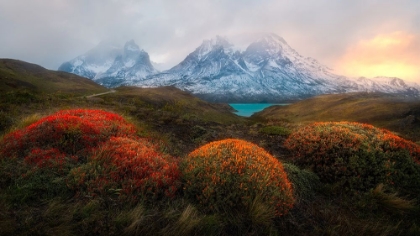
[0,0,419,83]
[334,31,420,82]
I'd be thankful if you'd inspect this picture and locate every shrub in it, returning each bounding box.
[181,139,294,217]
[68,137,180,202]
[0,109,137,159]
[284,122,420,193]
[0,109,139,202]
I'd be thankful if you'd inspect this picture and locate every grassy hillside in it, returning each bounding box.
[253,92,420,141]
[0,59,107,95]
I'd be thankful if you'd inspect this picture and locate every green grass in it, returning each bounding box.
[0,59,107,96]
[259,125,291,136]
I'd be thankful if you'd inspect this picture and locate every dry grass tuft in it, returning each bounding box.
[371,184,415,214]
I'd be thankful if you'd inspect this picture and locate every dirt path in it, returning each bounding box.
[85,89,116,98]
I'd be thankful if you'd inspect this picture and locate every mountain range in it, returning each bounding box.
[58,34,420,102]
[58,40,157,88]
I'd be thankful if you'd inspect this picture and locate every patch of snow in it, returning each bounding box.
[124,59,135,68]
[244,60,260,72]
[73,58,84,67]
[125,44,139,52]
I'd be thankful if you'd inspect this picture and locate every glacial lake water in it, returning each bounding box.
[229,103,289,117]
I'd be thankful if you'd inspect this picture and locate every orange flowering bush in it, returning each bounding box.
[181,139,294,217]
[284,122,420,193]
[69,137,180,201]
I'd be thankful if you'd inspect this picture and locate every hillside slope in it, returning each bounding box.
[0,59,107,95]
[253,92,420,141]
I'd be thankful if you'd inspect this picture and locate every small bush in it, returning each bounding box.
[68,137,180,202]
[181,139,294,217]
[284,122,420,193]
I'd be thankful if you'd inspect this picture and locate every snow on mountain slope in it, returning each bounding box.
[94,40,158,87]
[58,40,157,87]
[58,41,121,80]
[136,33,419,102]
[59,34,420,102]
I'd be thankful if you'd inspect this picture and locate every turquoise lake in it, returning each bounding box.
[229,103,289,117]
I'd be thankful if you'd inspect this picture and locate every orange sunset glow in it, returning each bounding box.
[335,31,420,83]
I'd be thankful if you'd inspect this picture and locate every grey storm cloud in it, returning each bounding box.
[1,0,419,79]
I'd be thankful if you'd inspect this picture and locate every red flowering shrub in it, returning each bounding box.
[68,137,180,201]
[181,139,294,217]
[284,122,420,193]
[0,109,140,203]
[0,109,137,159]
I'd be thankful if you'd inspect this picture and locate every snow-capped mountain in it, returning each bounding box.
[136,34,419,102]
[58,41,121,80]
[59,34,420,102]
[58,40,157,87]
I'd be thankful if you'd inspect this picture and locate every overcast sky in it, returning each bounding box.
[1,0,419,82]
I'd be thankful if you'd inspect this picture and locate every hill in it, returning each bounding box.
[253,92,420,141]
[0,59,107,95]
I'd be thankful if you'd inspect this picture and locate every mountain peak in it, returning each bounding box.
[58,39,156,87]
[194,35,234,59]
[206,35,232,48]
[124,40,141,52]
[246,33,291,57]
[259,33,288,46]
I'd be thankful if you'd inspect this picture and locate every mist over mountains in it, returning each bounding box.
[59,34,420,102]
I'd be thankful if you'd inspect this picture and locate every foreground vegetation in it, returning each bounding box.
[2,108,420,235]
[1,59,420,235]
